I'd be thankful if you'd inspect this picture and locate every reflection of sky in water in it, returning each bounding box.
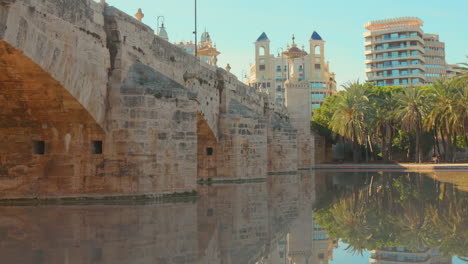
[331,241,466,264]
[330,240,370,263]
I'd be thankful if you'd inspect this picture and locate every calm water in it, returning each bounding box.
[0,171,466,264]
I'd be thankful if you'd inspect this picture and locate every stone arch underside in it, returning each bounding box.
[197,112,217,179]
[0,41,105,199]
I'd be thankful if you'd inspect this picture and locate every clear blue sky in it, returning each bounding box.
[101,0,468,88]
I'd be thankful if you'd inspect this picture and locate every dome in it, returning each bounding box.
[311,31,323,40]
[282,42,308,58]
[158,25,169,41]
[200,31,211,42]
[257,32,269,42]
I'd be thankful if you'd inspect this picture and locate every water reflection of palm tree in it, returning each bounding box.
[314,172,468,259]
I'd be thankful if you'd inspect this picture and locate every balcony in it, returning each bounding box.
[365,45,425,55]
[365,54,425,64]
[366,63,425,73]
[364,35,424,46]
[363,26,424,38]
[368,72,426,81]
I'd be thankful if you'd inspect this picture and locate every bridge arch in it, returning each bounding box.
[0,41,105,198]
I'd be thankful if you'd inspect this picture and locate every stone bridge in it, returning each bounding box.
[0,0,320,199]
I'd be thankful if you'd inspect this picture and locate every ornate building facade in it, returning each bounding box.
[175,31,220,66]
[156,24,220,66]
[247,32,337,113]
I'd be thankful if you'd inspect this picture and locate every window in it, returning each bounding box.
[311,83,325,89]
[312,103,321,109]
[412,79,419,84]
[411,60,419,65]
[311,93,325,99]
[410,32,417,37]
[424,64,442,68]
[91,140,103,154]
[206,147,214,156]
[315,64,321,69]
[276,65,281,71]
[313,233,328,240]
[259,46,265,56]
[259,65,266,71]
[314,45,321,54]
[314,73,321,78]
[33,141,45,155]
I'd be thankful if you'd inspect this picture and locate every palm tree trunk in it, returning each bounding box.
[435,129,441,156]
[441,129,448,161]
[388,125,394,161]
[352,125,360,163]
[382,125,388,162]
[451,132,457,163]
[416,122,422,163]
[368,135,377,161]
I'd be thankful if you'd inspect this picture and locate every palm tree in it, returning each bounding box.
[395,86,429,163]
[426,78,468,162]
[453,56,468,85]
[330,81,371,163]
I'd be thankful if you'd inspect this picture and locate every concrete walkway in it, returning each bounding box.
[315,163,468,171]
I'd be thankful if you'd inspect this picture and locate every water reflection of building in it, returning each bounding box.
[370,247,452,264]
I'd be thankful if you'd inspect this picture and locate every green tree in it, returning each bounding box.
[395,86,429,163]
[330,81,371,163]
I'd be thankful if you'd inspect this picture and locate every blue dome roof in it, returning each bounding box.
[311,31,322,40]
[257,32,269,41]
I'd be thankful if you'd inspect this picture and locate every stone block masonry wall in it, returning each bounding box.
[267,114,298,173]
[216,99,268,179]
[105,63,198,193]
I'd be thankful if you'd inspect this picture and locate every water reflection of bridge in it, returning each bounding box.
[0,170,329,264]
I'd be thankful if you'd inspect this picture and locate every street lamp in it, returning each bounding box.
[194,0,198,58]
[277,47,285,100]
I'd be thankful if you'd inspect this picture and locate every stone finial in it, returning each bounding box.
[226,64,231,72]
[135,8,144,22]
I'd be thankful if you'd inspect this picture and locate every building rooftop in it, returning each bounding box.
[311,31,322,40]
[257,32,269,41]
[364,17,423,31]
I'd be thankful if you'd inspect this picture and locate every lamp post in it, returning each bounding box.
[157,16,165,30]
[194,0,198,58]
[277,47,285,98]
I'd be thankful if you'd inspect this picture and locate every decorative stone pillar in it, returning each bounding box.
[135,8,144,22]
[225,64,231,72]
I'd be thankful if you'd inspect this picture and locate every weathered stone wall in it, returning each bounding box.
[105,62,199,193]
[267,113,298,173]
[0,41,107,199]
